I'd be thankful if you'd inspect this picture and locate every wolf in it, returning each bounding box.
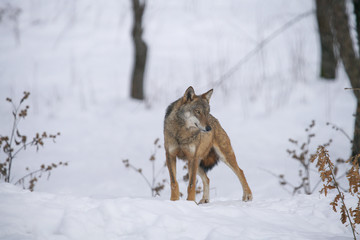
[164,86,253,203]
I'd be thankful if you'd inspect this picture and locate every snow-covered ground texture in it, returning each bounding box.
[0,183,352,240]
[0,0,357,239]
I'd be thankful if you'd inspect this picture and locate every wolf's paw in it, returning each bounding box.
[198,198,209,204]
[242,192,253,202]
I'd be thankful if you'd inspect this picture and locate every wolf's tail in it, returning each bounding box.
[199,148,219,173]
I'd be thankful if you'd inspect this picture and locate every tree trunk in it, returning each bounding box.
[315,0,337,79]
[353,101,360,157]
[353,0,360,157]
[330,0,360,157]
[354,0,360,56]
[130,0,147,100]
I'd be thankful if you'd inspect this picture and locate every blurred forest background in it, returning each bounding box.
[0,0,358,196]
[0,0,360,239]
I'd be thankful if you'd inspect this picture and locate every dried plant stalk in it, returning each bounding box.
[311,146,359,240]
[0,91,67,191]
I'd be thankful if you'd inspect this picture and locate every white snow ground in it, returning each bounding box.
[0,0,357,239]
[0,183,352,240]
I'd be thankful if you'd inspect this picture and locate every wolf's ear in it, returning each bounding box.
[202,89,213,102]
[183,86,195,102]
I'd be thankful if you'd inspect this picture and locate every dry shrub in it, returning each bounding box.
[123,138,204,198]
[277,120,342,195]
[123,138,166,197]
[311,146,360,239]
[0,91,67,191]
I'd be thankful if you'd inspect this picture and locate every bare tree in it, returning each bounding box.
[130,0,147,100]
[354,0,360,56]
[315,0,360,158]
[315,0,337,79]
[330,0,360,158]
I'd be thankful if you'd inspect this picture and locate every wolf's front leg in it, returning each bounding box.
[187,158,199,201]
[197,167,210,204]
[166,151,179,201]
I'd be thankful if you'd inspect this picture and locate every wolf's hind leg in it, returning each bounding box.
[214,143,253,202]
[197,167,210,204]
[166,151,179,201]
[229,162,253,201]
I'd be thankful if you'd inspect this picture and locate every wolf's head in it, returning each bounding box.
[179,86,213,132]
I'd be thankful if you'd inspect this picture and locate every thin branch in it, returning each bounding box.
[335,171,348,181]
[6,96,25,182]
[14,168,44,185]
[327,122,353,143]
[293,182,305,195]
[154,164,166,181]
[152,159,155,191]
[345,88,360,91]
[6,122,17,182]
[12,140,36,159]
[311,179,322,194]
[326,157,357,240]
[215,10,314,87]
[259,167,296,192]
[127,164,152,190]
[9,106,21,147]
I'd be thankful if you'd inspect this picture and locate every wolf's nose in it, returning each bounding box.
[205,126,211,132]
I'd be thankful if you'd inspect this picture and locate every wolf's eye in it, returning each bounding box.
[195,110,201,114]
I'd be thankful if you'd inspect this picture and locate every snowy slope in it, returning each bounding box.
[0,183,352,240]
[0,0,357,239]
